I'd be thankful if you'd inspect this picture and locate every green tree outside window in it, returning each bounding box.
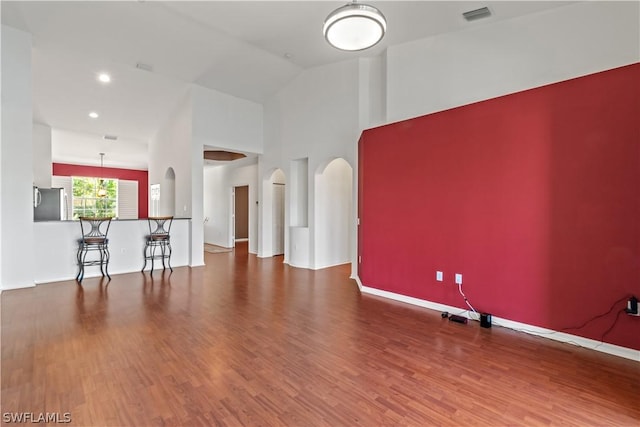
[72,177,118,219]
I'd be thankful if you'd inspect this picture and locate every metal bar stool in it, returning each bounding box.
[142,216,173,275]
[76,217,112,282]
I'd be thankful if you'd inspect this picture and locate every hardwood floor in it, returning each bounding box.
[2,243,639,426]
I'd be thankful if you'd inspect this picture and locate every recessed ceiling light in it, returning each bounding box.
[97,73,111,83]
[89,111,99,119]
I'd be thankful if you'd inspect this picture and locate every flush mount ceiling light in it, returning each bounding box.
[323,1,386,51]
[88,111,99,119]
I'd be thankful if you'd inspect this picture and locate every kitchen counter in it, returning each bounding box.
[33,218,192,284]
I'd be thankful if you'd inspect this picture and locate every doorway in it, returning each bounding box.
[233,185,249,244]
[272,183,285,256]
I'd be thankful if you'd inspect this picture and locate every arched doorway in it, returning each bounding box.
[314,158,353,269]
[162,167,176,216]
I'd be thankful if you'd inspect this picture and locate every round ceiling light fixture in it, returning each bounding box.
[323,1,386,51]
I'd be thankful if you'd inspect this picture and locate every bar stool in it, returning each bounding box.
[142,216,173,275]
[76,217,112,282]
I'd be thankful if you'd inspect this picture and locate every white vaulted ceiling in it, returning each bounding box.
[1,1,575,169]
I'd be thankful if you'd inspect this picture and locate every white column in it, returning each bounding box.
[1,26,35,289]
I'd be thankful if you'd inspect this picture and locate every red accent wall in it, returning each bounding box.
[359,64,640,350]
[53,163,148,219]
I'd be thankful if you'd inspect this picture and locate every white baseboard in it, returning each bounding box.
[0,282,36,290]
[358,282,640,362]
[285,260,350,271]
[312,261,351,271]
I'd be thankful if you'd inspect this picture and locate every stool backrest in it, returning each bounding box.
[148,216,173,237]
[79,217,112,242]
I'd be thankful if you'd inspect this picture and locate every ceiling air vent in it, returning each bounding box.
[103,134,118,141]
[463,7,492,22]
[136,62,153,72]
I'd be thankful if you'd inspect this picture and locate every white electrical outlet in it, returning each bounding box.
[455,273,463,285]
[436,271,443,282]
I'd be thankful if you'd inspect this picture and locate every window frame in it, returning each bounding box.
[71,176,118,219]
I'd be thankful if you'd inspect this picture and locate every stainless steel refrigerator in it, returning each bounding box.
[34,187,66,221]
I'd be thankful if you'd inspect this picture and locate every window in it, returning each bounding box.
[72,177,118,219]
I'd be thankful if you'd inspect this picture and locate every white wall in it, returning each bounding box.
[33,122,52,188]
[1,26,34,289]
[386,1,640,123]
[192,85,264,154]
[258,168,286,258]
[149,88,205,266]
[289,158,308,227]
[191,84,264,265]
[358,56,386,129]
[203,166,227,247]
[189,120,205,267]
[203,161,258,253]
[150,91,192,218]
[260,60,362,269]
[314,158,353,269]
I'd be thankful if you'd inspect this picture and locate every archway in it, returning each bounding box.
[162,167,176,216]
[314,158,353,269]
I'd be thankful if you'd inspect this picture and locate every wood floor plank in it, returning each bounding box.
[2,242,639,426]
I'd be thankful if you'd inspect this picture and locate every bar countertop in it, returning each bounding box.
[33,218,191,283]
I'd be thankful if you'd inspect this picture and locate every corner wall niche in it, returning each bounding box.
[290,158,309,228]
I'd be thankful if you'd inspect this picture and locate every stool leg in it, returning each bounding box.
[79,248,89,282]
[167,241,173,272]
[150,244,156,275]
[142,242,148,272]
[99,245,106,277]
[104,244,111,280]
[160,243,166,270]
[76,245,84,282]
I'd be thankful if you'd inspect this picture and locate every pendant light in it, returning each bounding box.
[323,1,387,51]
[97,153,107,198]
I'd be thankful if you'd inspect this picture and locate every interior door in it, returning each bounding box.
[234,185,249,241]
[272,183,285,256]
[230,188,235,247]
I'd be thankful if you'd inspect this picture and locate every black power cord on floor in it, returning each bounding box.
[561,295,630,332]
